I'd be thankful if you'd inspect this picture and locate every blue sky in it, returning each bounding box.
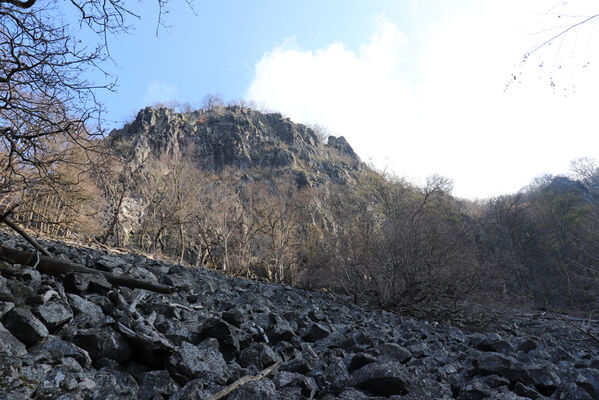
[68,0,599,198]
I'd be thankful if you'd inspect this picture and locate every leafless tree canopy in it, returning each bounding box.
[0,0,177,194]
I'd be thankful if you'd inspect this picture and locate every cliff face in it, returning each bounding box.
[109,106,363,187]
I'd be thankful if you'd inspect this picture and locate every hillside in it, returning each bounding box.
[0,231,597,399]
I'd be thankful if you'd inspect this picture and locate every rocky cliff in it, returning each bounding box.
[109,106,363,187]
[0,232,598,399]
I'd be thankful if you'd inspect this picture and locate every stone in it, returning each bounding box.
[1,307,48,346]
[238,342,281,370]
[0,301,14,318]
[349,361,409,397]
[222,309,244,327]
[33,300,73,330]
[31,338,92,367]
[380,343,412,363]
[303,322,331,342]
[474,352,522,382]
[226,378,277,400]
[66,293,105,324]
[199,317,240,360]
[64,272,112,295]
[167,339,229,385]
[89,368,138,399]
[468,333,514,354]
[523,365,560,395]
[456,378,494,400]
[73,327,131,363]
[348,352,378,371]
[273,370,318,398]
[138,370,180,400]
[0,321,27,356]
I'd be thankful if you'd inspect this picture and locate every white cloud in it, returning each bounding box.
[143,81,178,106]
[247,2,599,199]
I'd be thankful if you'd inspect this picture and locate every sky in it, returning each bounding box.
[70,0,599,199]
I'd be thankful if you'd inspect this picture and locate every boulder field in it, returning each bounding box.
[0,233,597,399]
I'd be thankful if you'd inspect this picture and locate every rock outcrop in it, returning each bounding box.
[0,231,597,399]
[109,106,363,187]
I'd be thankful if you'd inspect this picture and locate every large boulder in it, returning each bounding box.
[167,339,229,385]
[1,307,48,346]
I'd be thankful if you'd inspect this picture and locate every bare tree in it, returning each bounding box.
[0,0,187,197]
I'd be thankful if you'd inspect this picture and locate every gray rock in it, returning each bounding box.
[31,337,92,367]
[167,339,229,385]
[349,361,409,397]
[238,342,281,370]
[89,368,138,399]
[199,317,240,360]
[73,327,131,363]
[138,370,180,400]
[303,322,331,342]
[469,333,514,354]
[0,300,14,318]
[1,307,49,346]
[67,293,105,323]
[348,352,378,371]
[64,272,112,295]
[33,300,73,330]
[0,321,27,356]
[226,378,277,400]
[273,370,318,398]
[380,343,412,363]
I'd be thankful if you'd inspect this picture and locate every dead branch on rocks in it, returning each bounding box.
[113,291,175,352]
[204,362,280,400]
[556,313,599,345]
[0,206,52,257]
[0,245,176,294]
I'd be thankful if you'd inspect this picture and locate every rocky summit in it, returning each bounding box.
[0,232,598,400]
[109,106,363,187]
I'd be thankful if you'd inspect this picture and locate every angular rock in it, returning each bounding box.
[0,321,27,356]
[380,343,412,363]
[303,322,331,342]
[469,333,514,354]
[274,370,318,398]
[31,337,92,367]
[1,307,48,346]
[349,361,409,397]
[348,352,378,371]
[0,300,14,318]
[33,300,73,330]
[73,327,131,363]
[238,342,281,370]
[64,272,112,295]
[138,370,180,400]
[474,352,522,382]
[199,317,240,360]
[167,339,229,385]
[66,293,105,324]
[226,378,277,400]
[89,368,138,399]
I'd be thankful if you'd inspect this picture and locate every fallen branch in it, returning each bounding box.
[557,313,599,345]
[0,245,176,294]
[204,362,280,400]
[1,217,52,257]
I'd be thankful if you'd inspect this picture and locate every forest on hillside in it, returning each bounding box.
[1,104,598,323]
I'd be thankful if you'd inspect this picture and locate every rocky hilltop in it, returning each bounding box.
[0,232,598,399]
[109,106,363,187]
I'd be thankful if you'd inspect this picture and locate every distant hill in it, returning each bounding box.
[109,106,363,187]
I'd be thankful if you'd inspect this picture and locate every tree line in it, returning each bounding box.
[3,145,598,320]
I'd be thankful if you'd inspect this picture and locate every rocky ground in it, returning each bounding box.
[0,232,598,399]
